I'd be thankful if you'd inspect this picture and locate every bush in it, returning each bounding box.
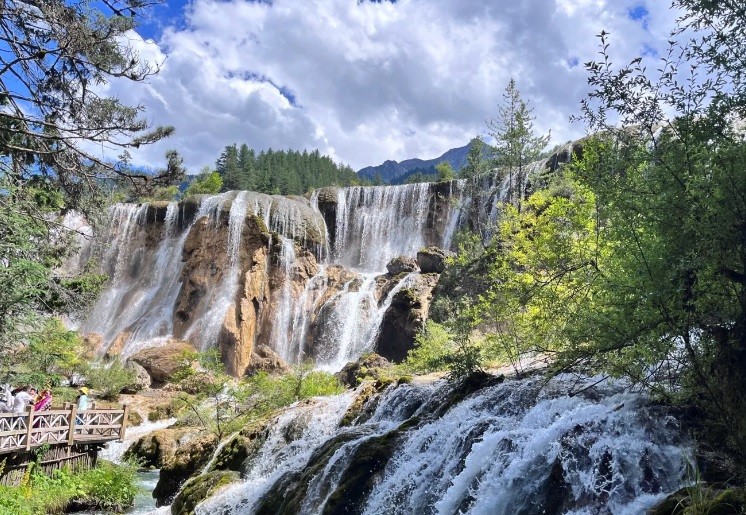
[85,359,136,400]
[78,460,138,511]
[402,321,455,373]
[0,461,138,514]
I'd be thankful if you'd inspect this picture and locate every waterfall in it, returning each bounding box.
[312,272,415,370]
[332,183,431,272]
[194,376,689,515]
[184,192,252,349]
[442,180,466,250]
[270,236,298,361]
[196,391,358,514]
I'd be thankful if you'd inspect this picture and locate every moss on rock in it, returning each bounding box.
[171,470,239,515]
[208,420,270,473]
[153,433,218,506]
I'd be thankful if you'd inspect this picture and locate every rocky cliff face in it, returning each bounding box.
[79,145,582,375]
[80,188,447,375]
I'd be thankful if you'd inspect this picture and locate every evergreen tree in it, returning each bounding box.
[488,79,550,208]
[216,144,240,191]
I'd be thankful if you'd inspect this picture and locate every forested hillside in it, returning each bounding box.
[214,144,363,195]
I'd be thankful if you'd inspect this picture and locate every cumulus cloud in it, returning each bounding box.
[108,0,684,171]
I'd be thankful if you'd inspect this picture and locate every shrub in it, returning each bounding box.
[402,321,455,374]
[85,359,136,400]
[78,460,138,511]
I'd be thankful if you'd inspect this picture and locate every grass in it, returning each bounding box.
[0,460,139,515]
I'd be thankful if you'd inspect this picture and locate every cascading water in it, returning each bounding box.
[197,391,358,514]
[184,191,251,349]
[81,166,526,366]
[332,183,431,271]
[82,193,232,356]
[195,376,690,515]
[270,236,298,360]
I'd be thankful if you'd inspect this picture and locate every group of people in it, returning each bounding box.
[0,384,54,413]
[2,385,53,413]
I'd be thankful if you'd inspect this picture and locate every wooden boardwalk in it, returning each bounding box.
[0,404,129,456]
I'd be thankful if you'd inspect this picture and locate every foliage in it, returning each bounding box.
[402,321,456,373]
[460,136,489,180]
[174,360,343,439]
[0,0,176,205]
[487,78,550,208]
[216,144,362,194]
[0,0,175,381]
[184,167,224,196]
[85,359,136,400]
[435,161,456,182]
[0,461,138,514]
[78,460,139,511]
[24,319,85,377]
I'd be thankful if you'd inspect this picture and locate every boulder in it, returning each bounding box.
[336,354,391,388]
[246,345,291,376]
[106,331,130,359]
[386,256,419,275]
[130,341,195,383]
[375,274,439,362]
[416,246,451,274]
[153,432,219,506]
[82,333,104,359]
[121,361,152,393]
[208,420,270,473]
[171,470,239,515]
[123,427,198,469]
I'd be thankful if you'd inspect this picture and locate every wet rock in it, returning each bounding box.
[127,410,143,427]
[208,420,270,474]
[123,427,198,469]
[154,432,219,506]
[130,341,195,384]
[416,246,452,274]
[246,344,291,376]
[386,255,419,275]
[106,331,130,359]
[339,382,380,426]
[122,361,152,393]
[171,470,239,515]
[82,332,104,359]
[336,353,391,388]
[375,274,439,362]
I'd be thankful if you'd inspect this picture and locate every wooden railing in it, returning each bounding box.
[0,404,129,455]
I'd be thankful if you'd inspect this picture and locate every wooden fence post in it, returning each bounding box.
[24,406,34,450]
[67,405,78,445]
[120,405,130,442]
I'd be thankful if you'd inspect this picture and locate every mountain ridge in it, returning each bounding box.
[358,140,475,184]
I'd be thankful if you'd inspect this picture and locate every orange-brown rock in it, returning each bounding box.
[130,340,195,383]
[82,332,104,359]
[106,331,130,359]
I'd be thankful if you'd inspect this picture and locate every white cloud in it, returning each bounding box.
[108,0,684,172]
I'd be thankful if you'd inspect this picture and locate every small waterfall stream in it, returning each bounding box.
[195,376,689,515]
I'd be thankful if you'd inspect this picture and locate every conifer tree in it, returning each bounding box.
[488,78,549,208]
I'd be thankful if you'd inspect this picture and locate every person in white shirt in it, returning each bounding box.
[0,383,13,412]
[12,386,36,413]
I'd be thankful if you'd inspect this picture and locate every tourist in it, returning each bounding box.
[76,386,89,411]
[75,387,89,429]
[0,383,13,412]
[12,385,36,413]
[34,389,52,411]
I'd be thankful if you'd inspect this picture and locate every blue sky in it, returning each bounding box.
[109,0,681,171]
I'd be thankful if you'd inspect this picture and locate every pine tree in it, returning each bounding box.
[488,79,549,208]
